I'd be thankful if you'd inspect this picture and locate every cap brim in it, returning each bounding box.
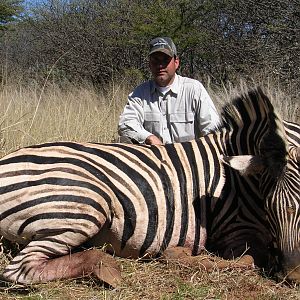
[149,48,173,57]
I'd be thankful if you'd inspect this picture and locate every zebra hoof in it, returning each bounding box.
[235,255,255,268]
[162,247,192,261]
[92,253,122,288]
[162,248,216,270]
[161,247,197,267]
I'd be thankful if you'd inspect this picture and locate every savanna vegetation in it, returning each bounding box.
[0,0,299,90]
[0,0,299,299]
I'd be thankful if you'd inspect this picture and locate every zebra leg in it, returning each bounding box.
[162,247,254,271]
[2,240,121,288]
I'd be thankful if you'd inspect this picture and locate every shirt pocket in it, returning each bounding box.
[144,112,161,135]
[169,112,195,142]
[169,112,194,123]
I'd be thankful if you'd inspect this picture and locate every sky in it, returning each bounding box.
[23,0,43,10]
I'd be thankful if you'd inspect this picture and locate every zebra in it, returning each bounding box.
[0,87,299,287]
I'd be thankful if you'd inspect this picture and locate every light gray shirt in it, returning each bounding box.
[118,74,220,144]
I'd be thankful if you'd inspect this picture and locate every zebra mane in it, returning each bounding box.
[221,86,288,179]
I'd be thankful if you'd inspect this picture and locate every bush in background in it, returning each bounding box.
[0,0,299,95]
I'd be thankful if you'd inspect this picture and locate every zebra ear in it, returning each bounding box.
[220,155,265,176]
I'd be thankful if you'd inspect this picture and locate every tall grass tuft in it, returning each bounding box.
[0,80,129,156]
[206,77,300,123]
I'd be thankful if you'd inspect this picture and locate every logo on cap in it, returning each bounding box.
[149,37,177,57]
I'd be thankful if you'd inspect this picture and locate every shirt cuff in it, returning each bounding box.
[119,124,152,144]
[134,129,153,143]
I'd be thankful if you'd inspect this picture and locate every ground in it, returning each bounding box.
[1,250,299,300]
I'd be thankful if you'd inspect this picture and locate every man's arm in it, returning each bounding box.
[195,83,220,136]
[118,94,162,144]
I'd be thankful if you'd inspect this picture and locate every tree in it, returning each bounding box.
[0,0,299,95]
[0,0,24,30]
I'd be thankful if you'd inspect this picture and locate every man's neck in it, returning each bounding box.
[155,73,177,87]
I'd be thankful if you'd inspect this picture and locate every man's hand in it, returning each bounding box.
[145,135,163,145]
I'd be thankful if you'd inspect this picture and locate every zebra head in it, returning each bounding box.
[220,88,300,282]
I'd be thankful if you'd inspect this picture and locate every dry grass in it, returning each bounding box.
[0,80,128,156]
[0,77,299,156]
[0,78,299,299]
[0,256,300,299]
[206,78,300,123]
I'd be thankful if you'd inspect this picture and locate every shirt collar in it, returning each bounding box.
[150,73,179,95]
[170,73,179,95]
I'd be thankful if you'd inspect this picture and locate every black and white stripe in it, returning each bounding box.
[0,87,299,284]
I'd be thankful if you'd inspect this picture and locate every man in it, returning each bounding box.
[118,37,220,145]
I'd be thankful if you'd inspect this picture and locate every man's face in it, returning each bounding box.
[149,52,179,87]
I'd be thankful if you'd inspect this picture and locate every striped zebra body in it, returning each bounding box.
[0,87,299,285]
[0,139,226,259]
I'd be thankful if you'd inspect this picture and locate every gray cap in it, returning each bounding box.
[149,37,177,57]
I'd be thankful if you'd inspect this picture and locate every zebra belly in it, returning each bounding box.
[87,215,198,258]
